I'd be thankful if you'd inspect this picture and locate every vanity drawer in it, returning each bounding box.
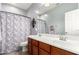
[32,39,38,47]
[39,42,50,52]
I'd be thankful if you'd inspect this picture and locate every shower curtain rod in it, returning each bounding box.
[0,11,46,22]
[0,11,31,19]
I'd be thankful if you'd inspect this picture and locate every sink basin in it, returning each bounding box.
[66,39,79,44]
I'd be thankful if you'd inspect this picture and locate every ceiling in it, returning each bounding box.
[8,3,58,15]
[8,3,32,11]
[35,3,57,15]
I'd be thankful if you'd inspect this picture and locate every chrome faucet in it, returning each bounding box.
[59,35,67,41]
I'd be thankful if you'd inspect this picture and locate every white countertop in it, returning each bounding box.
[28,34,79,54]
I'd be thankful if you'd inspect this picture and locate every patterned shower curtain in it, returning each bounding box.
[35,20,46,34]
[0,12,30,53]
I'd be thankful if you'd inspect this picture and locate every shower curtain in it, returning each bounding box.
[0,11,30,53]
[35,20,46,34]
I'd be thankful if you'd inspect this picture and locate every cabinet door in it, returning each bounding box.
[39,48,50,55]
[39,42,50,52]
[28,38,32,55]
[51,46,63,55]
[51,46,75,55]
[32,46,38,55]
[32,39,38,47]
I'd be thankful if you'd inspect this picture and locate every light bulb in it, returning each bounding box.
[35,10,40,14]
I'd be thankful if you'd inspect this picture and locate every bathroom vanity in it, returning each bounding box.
[27,34,78,55]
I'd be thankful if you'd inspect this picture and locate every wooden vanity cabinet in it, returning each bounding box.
[28,37,76,55]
